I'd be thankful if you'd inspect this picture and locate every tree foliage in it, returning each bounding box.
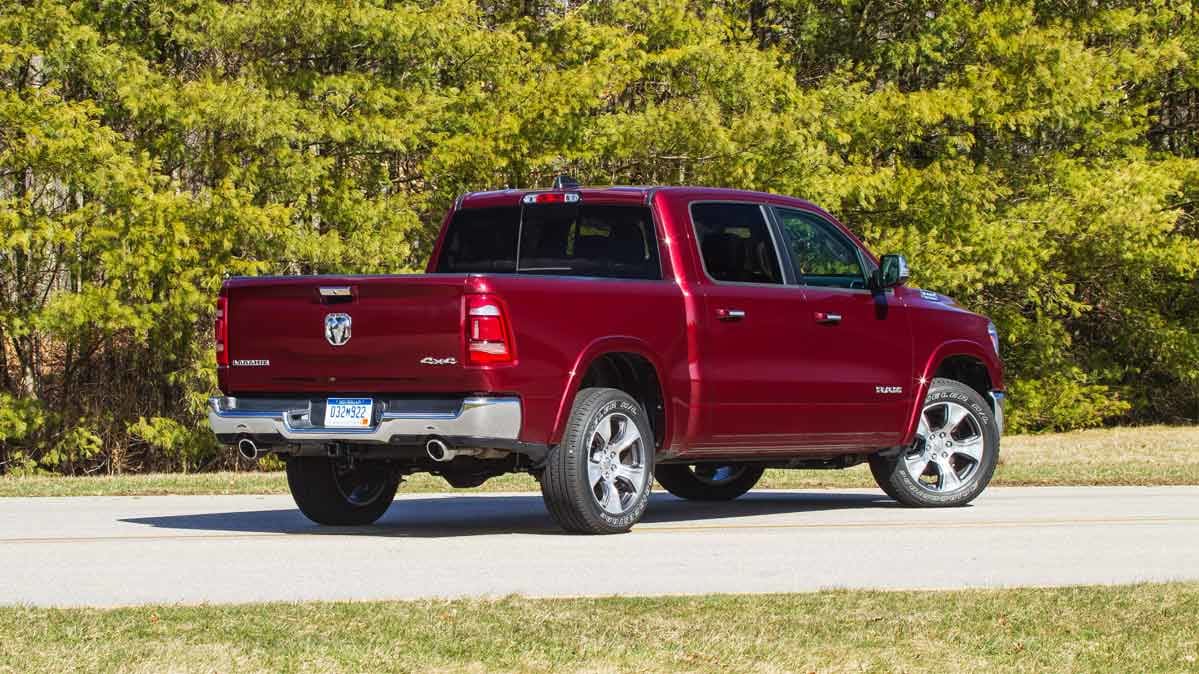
[1,0,1197,473]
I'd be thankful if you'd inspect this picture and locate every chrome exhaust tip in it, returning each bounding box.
[426,438,452,462]
[237,438,259,461]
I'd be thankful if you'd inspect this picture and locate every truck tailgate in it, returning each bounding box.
[220,275,483,394]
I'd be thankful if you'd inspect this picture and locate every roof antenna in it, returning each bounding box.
[552,175,580,189]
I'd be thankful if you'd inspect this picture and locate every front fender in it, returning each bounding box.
[901,339,1004,445]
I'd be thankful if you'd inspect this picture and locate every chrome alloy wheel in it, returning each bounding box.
[904,400,986,493]
[587,412,648,515]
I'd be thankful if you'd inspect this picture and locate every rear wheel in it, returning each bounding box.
[656,463,765,501]
[541,388,654,534]
[869,378,1000,507]
[286,456,399,525]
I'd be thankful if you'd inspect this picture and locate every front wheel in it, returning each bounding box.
[541,388,655,534]
[286,456,400,525]
[869,378,1000,507]
[656,463,765,501]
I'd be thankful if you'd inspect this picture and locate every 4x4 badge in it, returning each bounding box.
[325,313,351,346]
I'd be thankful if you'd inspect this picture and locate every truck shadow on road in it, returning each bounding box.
[121,491,900,538]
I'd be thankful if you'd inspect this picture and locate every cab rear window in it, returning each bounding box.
[436,204,661,280]
[435,207,519,273]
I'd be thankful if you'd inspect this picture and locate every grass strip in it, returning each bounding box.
[0,584,1196,673]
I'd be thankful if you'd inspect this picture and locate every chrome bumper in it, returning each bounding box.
[989,391,1005,434]
[208,396,521,444]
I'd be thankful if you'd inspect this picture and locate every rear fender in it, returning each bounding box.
[548,337,671,449]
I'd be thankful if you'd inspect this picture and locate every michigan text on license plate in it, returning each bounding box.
[325,398,373,428]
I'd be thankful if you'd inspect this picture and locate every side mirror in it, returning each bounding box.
[873,254,910,289]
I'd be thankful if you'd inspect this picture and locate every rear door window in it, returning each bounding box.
[690,203,783,284]
[436,204,660,280]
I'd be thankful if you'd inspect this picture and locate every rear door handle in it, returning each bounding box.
[814,312,842,324]
[716,308,746,321]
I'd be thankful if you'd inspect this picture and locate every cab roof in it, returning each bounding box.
[456,185,822,211]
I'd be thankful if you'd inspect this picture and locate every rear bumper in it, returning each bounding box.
[208,395,522,445]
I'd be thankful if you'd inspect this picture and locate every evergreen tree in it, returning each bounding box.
[1,0,1196,472]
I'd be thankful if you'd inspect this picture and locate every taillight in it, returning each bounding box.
[521,192,580,205]
[215,295,229,366]
[466,294,514,365]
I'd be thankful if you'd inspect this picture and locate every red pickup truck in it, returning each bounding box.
[209,179,1004,534]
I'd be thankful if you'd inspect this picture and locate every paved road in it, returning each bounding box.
[1,486,1197,607]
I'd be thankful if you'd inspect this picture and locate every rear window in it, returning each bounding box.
[436,204,661,280]
[435,207,519,273]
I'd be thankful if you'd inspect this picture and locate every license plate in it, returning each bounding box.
[325,398,373,428]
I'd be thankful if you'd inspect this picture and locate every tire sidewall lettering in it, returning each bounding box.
[930,389,992,427]
[596,399,640,418]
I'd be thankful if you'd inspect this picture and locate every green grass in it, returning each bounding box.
[2,425,1197,497]
[0,584,1196,673]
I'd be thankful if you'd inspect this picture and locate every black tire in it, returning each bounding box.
[869,377,1000,507]
[656,463,765,501]
[286,456,399,525]
[541,387,655,534]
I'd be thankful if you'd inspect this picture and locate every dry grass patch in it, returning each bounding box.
[2,425,1196,497]
[1000,425,1199,484]
[0,584,1196,673]
[0,470,538,497]
[0,471,292,497]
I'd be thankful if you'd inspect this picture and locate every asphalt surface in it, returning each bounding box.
[1,486,1197,607]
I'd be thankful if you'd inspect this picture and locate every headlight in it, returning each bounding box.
[987,322,1000,356]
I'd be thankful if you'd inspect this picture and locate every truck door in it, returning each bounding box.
[770,206,913,449]
[689,201,811,454]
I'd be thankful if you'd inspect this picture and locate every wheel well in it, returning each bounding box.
[579,352,666,447]
[934,355,993,403]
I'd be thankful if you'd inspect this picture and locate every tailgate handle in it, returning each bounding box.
[319,286,355,304]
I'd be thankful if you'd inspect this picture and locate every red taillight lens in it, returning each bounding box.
[466,294,514,365]
[215,296,229,366]
[521,192,580,205]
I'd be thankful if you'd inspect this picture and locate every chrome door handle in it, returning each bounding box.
[716,308,746,321]
[814,312,842,324]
